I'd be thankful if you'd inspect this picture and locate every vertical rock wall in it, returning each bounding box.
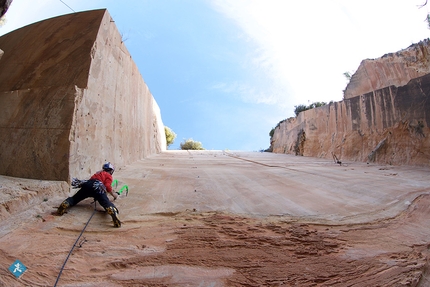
[271,73,430,166]
[0,11,101,180]
[68,10,166,178]
[0,9,165,180]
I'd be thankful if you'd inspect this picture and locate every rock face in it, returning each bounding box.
[271,41,430,166]
[344,39,430,100]
[2,151,430,286]
[0,9,166,181]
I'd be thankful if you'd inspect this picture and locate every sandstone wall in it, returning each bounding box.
[0,9,165,180]
[271,73,430,166]
[344,39,430,100]
[68,10,166,178]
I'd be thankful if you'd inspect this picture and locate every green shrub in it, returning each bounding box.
[164,126,176,148]
[294,104,308,116]
[294,102,327,116]
[269,128,275,138]
[180,138,205,150]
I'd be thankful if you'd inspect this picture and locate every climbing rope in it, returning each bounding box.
[53,202,97,287]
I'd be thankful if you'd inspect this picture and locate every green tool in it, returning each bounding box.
[118,185,129,196]
[112,180,128,197]
[111,179,118,188]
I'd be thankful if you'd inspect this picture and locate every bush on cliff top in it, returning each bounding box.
[294,102,327,116]
[180,138,205,150]
[270,101,330,139]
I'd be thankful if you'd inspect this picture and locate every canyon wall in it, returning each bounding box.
[0,9,166,181]
[271,41,430,166]
[344,39,430,100]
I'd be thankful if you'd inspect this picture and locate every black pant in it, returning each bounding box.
[65,179,116,210]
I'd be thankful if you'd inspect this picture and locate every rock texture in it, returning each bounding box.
[271,40,430,166]
[344,39,430,100]
[1,151,430,286]
[0,175,68,224]
[0,9,166,181]
[1,9,430,286]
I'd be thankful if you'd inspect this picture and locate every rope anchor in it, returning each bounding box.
[78,237,87,248]
[332,152,342,166]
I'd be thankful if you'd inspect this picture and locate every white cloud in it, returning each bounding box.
[3,0,429,133]
[211,0,429,107]
[210,79,291,107]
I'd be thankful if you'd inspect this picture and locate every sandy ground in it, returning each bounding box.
[1,150,430,286]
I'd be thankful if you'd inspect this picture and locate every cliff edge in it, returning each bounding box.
[0,9,166,181]
[344,39,430,100]
[271,40,430,166]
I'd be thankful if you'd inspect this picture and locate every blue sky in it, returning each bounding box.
[1,0,429,150]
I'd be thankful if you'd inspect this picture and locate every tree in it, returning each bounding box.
[164,126,176,148]
[0,16,6,27]
[343,71,352,80]
[180,138,205,150]
[294,104,308,116]
[269,127,275,138]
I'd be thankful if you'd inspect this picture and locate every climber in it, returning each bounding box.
[57,162,121,227]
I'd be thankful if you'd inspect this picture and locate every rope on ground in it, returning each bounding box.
[53,202,97,287]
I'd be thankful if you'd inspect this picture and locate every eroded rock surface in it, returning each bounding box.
[344,39,430,100]
[1,151,430,286]
[0,9,165,181]
[271,41,430,166]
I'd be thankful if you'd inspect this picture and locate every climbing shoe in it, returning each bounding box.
[107,207,121,227]
[57,200,70,216]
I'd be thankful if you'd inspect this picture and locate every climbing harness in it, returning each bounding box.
[53,202,98,287]
[54,180,128,285]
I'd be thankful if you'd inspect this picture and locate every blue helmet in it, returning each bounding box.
[102,162,115,174]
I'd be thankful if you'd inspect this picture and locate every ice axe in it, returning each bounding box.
[111,179,119,188]
[117,185,129,196]
[111,180,128,197]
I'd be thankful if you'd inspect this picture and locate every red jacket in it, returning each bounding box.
[91,170,113,193]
